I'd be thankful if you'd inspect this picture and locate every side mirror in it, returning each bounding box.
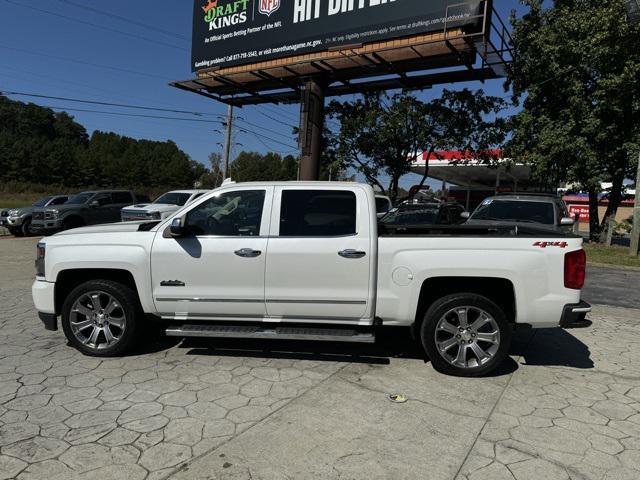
[169,217,187,237]
[89,200,100,208]
[460,212,471,219]
[560,217,575,226]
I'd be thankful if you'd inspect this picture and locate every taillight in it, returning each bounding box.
[564,249,586,289]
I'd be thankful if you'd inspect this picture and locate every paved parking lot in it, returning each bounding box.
[1,237,640,480]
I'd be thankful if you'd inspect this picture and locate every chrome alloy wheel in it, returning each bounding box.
[70,291,126,350]
[434,306,501,369]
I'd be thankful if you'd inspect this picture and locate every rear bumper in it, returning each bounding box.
[559,301,592,328]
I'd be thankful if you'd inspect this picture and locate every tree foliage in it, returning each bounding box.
[326,90,508,202]
[0,96,205,192]
[507,0,640,240]
[230,151,299,182]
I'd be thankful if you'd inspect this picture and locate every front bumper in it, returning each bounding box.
[33,280,58,331]
[5,216,24,227]
[560,301,592,329]
[31,219,62,232]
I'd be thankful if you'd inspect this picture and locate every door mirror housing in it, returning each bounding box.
[560,217,575,226]
[460,211,471,219]
[89,200,100,208]
[169,217,187,237]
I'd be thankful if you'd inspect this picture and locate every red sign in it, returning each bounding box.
[569,205,590,223]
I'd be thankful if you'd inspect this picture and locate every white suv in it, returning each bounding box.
[121,190,208,222]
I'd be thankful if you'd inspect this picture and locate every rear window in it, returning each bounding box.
[279,190,357,237]
[154,192,192,206]
[381,205,440,226]
[471,200,555,225]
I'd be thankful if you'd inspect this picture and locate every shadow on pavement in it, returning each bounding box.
[512,328,594,369]
[176,326,593,375]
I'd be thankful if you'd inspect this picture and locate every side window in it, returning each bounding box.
[279,190,357,237]
[50,197,68,206]
[93,193,112,206]
[112,192,133,204]
[185,190,265,236]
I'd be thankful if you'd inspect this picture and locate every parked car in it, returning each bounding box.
[121,190,208,222]
[1,195,70,237]
[31,190,145,233]
[463,194,575,233]
[32,182,590,377]
[380,202,466,227]
[375,195,393,219]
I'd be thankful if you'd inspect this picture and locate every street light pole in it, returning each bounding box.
[222,104,234,179]
[630,152,640,257]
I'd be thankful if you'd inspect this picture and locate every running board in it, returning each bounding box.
[165,324,376,343]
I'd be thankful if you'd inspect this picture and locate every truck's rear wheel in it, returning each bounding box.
[420,293,512,377]
[61,280,140,357]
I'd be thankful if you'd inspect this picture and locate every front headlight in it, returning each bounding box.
[149,212,162,220]
[8,209,20,216]
[45,209,60,219]
[35,242,46,277]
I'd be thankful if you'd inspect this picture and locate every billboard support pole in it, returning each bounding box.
[299,78,326,181]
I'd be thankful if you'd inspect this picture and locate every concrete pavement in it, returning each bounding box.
[1,237,639,480]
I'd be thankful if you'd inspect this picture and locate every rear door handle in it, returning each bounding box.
[338,249,366,259]
[235,248,262,258]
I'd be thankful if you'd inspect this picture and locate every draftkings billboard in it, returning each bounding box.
[192,0,484,71]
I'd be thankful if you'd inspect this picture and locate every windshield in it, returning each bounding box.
[471,200,555,225]
[381,206,440,225]
[32,196,53,207]
[154,192,192,206]
[64,193,94,205]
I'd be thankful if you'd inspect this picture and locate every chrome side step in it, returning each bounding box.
[165,324,376,343]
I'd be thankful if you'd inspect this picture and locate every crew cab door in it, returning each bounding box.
[264,186,374,322]
[150,187,272,320]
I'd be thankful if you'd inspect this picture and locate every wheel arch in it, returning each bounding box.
[55,268,140,314]
[415,277,516,330]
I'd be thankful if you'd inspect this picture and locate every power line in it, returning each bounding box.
[38,103,297,150]
[0,44,168,80]
[3,0,188,52]
[235,117,297,141]
[56,0,189,41]
[1,89,221,118]
[251,107,298,129]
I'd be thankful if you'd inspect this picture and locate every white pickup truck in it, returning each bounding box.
[32,182,591,376]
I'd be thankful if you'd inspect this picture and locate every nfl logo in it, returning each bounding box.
[259,0,281,17]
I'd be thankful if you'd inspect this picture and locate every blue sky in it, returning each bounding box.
[0,0,532,187]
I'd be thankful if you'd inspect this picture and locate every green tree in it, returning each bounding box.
[507,0,640,240]
[326,90,507,202]
[230,151,299,182]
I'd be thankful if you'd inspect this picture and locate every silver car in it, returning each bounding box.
[2,195,69,237]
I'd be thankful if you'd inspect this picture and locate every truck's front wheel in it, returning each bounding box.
[420,293,512,377]
[61,280,140,357]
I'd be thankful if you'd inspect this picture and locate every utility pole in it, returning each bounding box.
[222,104,234,179]
[630,151,640,257]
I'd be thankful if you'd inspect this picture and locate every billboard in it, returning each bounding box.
[192,0,484,71]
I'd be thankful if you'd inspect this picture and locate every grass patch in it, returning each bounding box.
[584,243,640,268]
[0,193,43,209]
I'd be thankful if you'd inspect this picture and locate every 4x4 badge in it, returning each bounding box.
[533,241,568,248]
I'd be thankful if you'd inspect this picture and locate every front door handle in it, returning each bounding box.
[338,249,366,259]
[235,248,262,258]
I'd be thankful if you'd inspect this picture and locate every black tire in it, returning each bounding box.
[62,216,85,231]
[21,217,33,236]
[420,293,512,377]
[8,227,23,237]
[61,279,141,357]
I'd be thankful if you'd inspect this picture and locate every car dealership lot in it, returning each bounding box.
[1,238,640,480]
